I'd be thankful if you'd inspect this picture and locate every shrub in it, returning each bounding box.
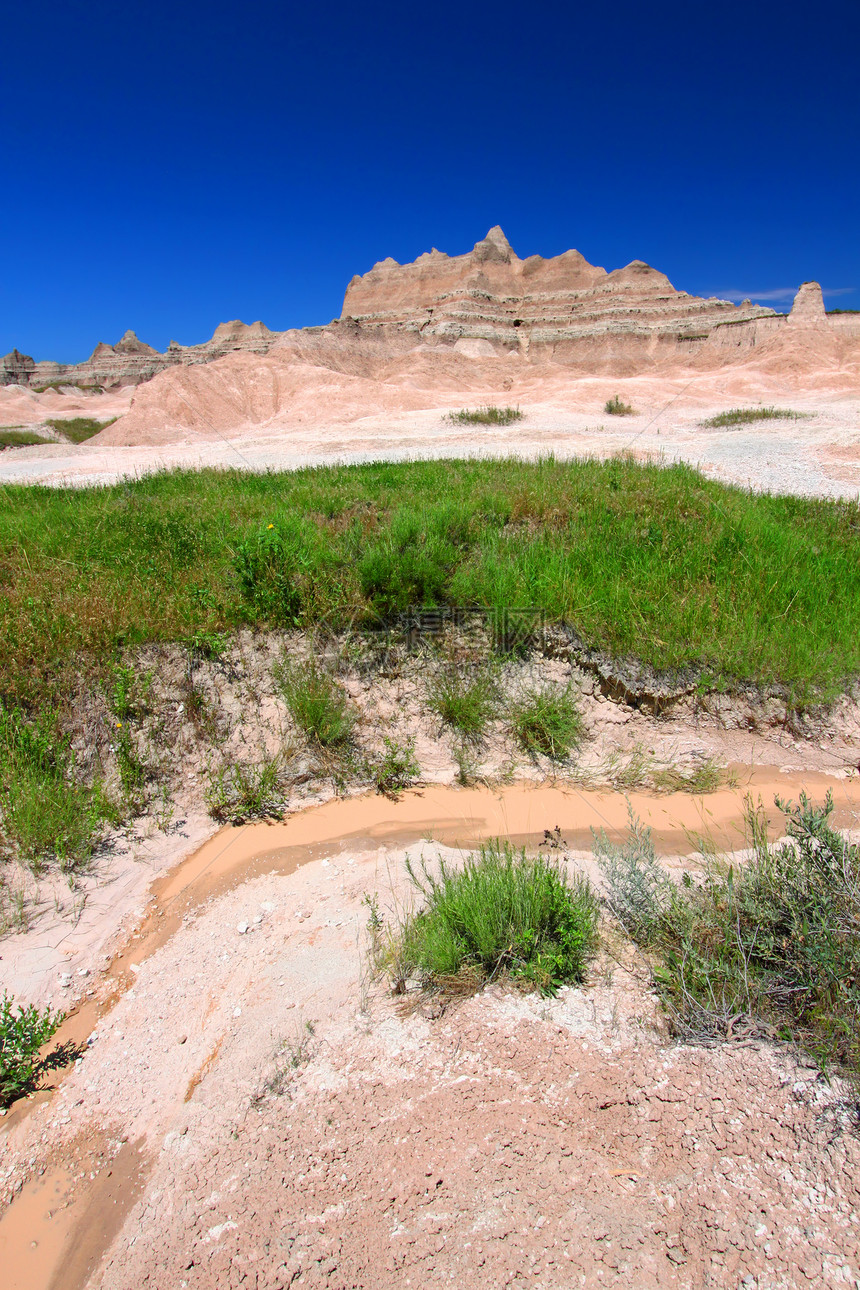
[427,669,497,742]
[593,803,673,941]
[604,395,635,416]
[445,406,524,426]
[399,841,599,995]
[0,993,66,1106]
[599,792,860,1076]
[204,755,289,823]
[509,684,584,760]
[274,658,356,747]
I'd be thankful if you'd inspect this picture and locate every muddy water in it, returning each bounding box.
[3,767,859,1290]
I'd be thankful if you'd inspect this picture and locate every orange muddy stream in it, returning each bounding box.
[2,767,859,1290]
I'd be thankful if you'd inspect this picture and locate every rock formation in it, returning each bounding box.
[341,226,777,364]
[787,281,827,327]
[1,321,284,389]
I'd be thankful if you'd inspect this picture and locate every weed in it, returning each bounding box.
[254,1021,317,1101]
[184,630,229,660]
[398,841,599,995]
[605,395,635,416]
[204,755,289,823]
[701,407,811,428]
[368,736,420,796]
[508,684,584,760]
[427,668,497,741]
[274,658,356,747]
[652,759,730,794]
[113,724,147,808]
[0,993,77,1106]
[453,744,481,786]
[445,406,524,426]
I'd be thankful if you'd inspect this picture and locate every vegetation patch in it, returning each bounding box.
[388,841,598,996]
[45,417,116,443]
[368,736,420,797]
[1,458,858,720]
[445,406,523,426]
[275,657,356,747]
[604,395,635,416]
[508,683,584,760]
[596,794,860,1078]
[204,755,291,823]
[701,407,811,428]
[427,668,498,742]
[1,993,77,1107]
[0,428,48,449]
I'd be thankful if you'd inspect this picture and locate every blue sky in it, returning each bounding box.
[1,0,857,362]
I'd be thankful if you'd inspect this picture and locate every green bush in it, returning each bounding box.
[275,658,356,747]
[369,736,420,796]
[0,993,66,1106]
[235,517,338,625]
[509,684,584,759]
[400,841,599,994]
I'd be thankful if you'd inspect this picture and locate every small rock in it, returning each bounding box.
[237,922,249,935]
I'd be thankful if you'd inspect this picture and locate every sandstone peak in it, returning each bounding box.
[788,281,826,326]
[473,225,514,264]
[115,330,159,357]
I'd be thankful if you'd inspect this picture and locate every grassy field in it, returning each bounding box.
[0,456,858,713]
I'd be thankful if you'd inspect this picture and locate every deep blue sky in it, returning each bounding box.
[2,0,858,363]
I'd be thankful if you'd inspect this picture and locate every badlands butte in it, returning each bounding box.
[1,225,859,491]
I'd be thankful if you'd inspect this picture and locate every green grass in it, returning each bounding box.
[368,736,420,796]
[509,684,584,760]
[0,703,117,871]
[596,795,860,1077]
[0,457,858,719]
[445,406,524,426]
[0,429,48,448]
[604,395,635,416]
[427,668,498,742]
[204,755,290,823]
[45,417,116,444]
[701,407,811,428]
[1,992,76,1106]
[274,658,356,747]
[395,841,599,995]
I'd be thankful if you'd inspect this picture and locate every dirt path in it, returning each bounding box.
[2,771,860,1288]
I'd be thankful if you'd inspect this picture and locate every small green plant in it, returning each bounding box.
[398,841,599,995]
[274,658,356,747]
[369,736,420,796]
[701,407,811,428]
[427,669,497,742]
[508,684,584,760]
[0,429,48,448]
[184,630,229,660]
[113,723,147,806]
[45,417,116,443]
[108,663,141,722]
[604,395,635,416]
[204,755,289,822]
[0,993,74,1107]
[445,406,524,426]
[652,758,729,794]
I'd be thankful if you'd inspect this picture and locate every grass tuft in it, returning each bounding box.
[445,406,524,426]
[701,407,811,428]
[274,658,356,747]
[508,684,584,760]
[204,755,290,823]
[397,841,599,995]
[427,668,497,742]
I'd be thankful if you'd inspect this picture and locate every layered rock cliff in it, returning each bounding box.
[341,226,777,363]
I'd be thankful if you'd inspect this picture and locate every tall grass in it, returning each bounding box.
[0,457,858,711]
[45,417,116,443]
[701,407,810,428]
